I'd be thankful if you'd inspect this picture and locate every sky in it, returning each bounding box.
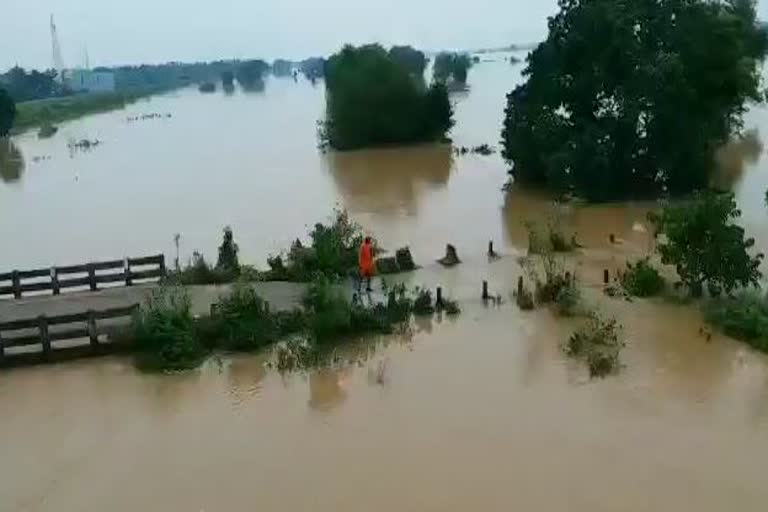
[3,0,768,71]
[0,0,560,70]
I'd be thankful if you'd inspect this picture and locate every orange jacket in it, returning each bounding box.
[359,241,374,273]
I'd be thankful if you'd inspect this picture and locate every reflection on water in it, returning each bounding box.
[325,144,454,216]
[0,139,24,183]
[308,367,352,412]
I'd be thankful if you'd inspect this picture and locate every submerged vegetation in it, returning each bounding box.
[620,258,666,298]
[502,0,768,201]
[704,292,768,353]
[0,87,16,137]
[321,44,454,150]
[433,52,472,86]
[650,192,763,297]
[565,313,624,378]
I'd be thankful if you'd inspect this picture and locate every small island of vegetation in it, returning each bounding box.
[320,44,454,151]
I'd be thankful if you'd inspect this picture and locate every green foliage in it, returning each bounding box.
[266,209,365,282]
[565,313,624,378]
[216,226,240,275]
[221,70,235,87]
[526,218,576,254]
[502,0,768,201]
[133,285,207,371]
[555,279,583,317]
[621,258,666,297]
[303,275,353,342]
[299,57,325,80]
[214,281,280,351]
[704,291,768,351]
[236,60,269,88]
[322,44,454,150]
[413,288,435,316]
[650,192,763,296]
[388,46,427,76]
[433,53,472,84]
[1,67,64,103]
[272,59,294,77]
[0,87,16,137]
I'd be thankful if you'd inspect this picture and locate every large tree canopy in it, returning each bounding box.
[389,46,427,76]
[0,87,16,137]
[433,53,472,85]
[502,0,768,201]
[322,44,454,150]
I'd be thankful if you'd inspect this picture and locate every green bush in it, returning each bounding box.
[413,288,435,316]
[621,258,665,297]
[171,251,236,285]
[133,285,207,371]
[303,276,354,342]
[214,281,280,351]
[556,280,582,317]
[704,292,768,352]
[565,313,624,378]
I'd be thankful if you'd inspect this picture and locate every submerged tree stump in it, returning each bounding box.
[395,247,416,271]
[438,244,461,267]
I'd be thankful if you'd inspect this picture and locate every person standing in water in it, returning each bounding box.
[358,236,374,293]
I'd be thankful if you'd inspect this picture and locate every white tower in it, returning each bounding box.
[50,15,65,82]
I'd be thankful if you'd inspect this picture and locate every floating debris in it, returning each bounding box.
[127,113,172,122]
[68,139,101,151]
[454,144,496,156]
[37,122,58,139]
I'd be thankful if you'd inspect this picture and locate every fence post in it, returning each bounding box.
[158,255,167,277]
[124,258,133,286]
[38,315,50,360]
[11,271,21,299]
[87,310,99,348]
[51,267,60,295]
[482,281,489,300]
[88,263,97,291]
[436,287,444,309]
[517,276,524,296]
[603,269,610,284]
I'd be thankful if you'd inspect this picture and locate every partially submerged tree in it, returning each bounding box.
[388,46,427,76]
[502,0,768,201]
[650,192,763,296]
[0,87,16,137]
[216,226,240,275]
[235,60,269,88]
[322,44,454,150]
[433,52,472,85]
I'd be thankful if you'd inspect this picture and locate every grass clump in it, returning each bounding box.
[555,279,583,317]
[133,285,207,371]
[565,313,624,378]
[526,217,577,255]
[704,291,768,352]
[170,227,244,285]
[621,258,665,297]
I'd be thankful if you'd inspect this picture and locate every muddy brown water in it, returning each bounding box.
[3,54,768,510]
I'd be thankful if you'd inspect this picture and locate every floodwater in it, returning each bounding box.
[3,54,768,511]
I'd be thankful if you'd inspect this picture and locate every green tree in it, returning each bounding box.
[221,70,235,87]
[216,226,240,274]
[388,46,427,76]
[0,87,16,137]
[433,53,472,84]
[650,192,763,296]
[502,0,768,201]
[322,44,454,150]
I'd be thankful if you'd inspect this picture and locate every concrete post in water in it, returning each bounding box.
[11,271,20,299]
[482,281,489,300]
[603,269,610,284]
[124,258,133,286]
[609,234,616,244]
[517,276,524,296]
[87,310,99,348]
[87,263,97,291]
[436,287,444,309]
[50,267,60,295]
[38,315,50,360]
[159,255,167,277]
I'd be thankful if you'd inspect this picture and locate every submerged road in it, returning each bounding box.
[0,282,310,322]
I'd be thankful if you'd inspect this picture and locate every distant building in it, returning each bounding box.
[66,69,115,93]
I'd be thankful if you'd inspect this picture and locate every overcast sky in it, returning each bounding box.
[3,0,768,71]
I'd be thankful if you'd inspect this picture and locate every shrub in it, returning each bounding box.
[565,313,624,378]
[216,226,240,275]
[413,288,435,316]
[172,251,236,285]
[621,258,665,297]
[650,192,763,296]
[704,292,768,352]
[214,281,280,351]
[133,285,207,371]
[556,280,582,317]
[303,275,353,342]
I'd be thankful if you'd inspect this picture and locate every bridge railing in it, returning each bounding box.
[0,254,165,300]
